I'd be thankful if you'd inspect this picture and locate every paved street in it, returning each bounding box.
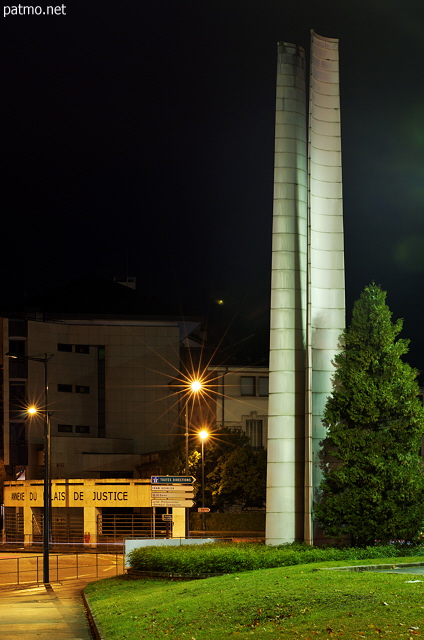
[0,552,123,587]
[0,552,124,640]
[0,580,95,640]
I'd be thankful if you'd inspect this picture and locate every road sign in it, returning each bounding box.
[151,476,195,484]
[198,507,210,513]
[161,514,173,521]
[151,485,195,493]
[152,499,195,508]
[150,491,193,499]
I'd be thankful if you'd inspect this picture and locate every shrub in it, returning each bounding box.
[127,541,424,576]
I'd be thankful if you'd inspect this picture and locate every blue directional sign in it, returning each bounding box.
[151,476,195,484]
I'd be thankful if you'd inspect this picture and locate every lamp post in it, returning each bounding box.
[184,379,203,475]
[198,429,209,532]
[7,352,53,586]
[182,378,203,538]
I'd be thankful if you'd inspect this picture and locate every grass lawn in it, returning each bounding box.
[85,557,424,639]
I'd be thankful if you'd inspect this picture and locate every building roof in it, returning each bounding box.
[0,275,269,365]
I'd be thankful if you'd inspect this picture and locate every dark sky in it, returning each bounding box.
[3,0,424,367]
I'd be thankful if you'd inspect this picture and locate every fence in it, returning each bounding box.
[3,510,171,544]
[0,552,124,587]
[98,512,170,541]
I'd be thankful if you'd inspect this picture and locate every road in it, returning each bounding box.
[0,552,124,587]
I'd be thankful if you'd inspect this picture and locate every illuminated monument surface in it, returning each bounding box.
[266,32,345,545]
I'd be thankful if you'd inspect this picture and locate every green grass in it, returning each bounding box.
[85,555,424,639]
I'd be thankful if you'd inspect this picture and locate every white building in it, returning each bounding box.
[209,366,269,448]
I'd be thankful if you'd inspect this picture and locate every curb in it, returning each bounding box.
[126,568,226,580]
[82,589,103,640]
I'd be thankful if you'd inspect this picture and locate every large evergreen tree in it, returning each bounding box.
[315,284,424,545]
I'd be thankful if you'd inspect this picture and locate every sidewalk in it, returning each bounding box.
[0,579,98,640]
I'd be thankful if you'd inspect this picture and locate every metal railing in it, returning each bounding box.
[0,552,124,587]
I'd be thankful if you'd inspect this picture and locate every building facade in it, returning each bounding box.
[209,366,269,448]
[0,278,205,542]
[0,277,206,483]
[3,316,185,481]
[3,478,187,545]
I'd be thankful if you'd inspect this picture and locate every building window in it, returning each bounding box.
[58,384,73,393]
[8,320,27,337]
[57,343,72,352]
[258,377,269,396]
[10,421,28,465]
[8,338,27,377]
[58,424,73,433]
[241,376,255,396]
[75,344,90,354]
[8,339,26,358]
[245,419,263,448]
[75,425,90,434]
[98,346,106,438]
[9,382,26,415]
[75,385,90,394]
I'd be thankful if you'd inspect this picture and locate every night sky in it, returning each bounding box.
[3,0,424,367]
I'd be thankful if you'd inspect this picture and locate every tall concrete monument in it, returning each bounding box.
[266,31,345,545]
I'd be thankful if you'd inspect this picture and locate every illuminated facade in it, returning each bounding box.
[266,32,345,544]
[3,478,187,544]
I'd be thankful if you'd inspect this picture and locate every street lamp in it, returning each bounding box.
[198,429,209,532]
[6,352,53,586]
[184,378,204,475]
[181,377,204,539]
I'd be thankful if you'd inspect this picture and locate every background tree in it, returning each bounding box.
[315,283,424,545]
[162,427,266,510]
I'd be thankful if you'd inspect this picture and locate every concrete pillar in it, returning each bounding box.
[308,32,345,531]
[266,42,308,545]
[172,508,185,538]
[24,507,33,546]
[266,33,345,545]
[83,506,100,547]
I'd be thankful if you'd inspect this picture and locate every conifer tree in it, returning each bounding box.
[315,283,424,545]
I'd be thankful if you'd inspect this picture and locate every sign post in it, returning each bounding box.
[151,476,195,484]
[150,477,196,537]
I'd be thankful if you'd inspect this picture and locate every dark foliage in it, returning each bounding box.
[315,284,424,545]
[163,427,266,510]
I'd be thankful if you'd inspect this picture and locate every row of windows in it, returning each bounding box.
[240,376,269,397]
[58,384,90,394]
[58,424,90,434]
[58,343,90,354]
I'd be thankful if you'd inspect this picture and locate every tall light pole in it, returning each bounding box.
[184,379,203,474]
[7,352,53,586]
[198,429,209,533]
[183,378,203,538]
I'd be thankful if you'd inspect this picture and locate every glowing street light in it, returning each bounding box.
[190,380,202,393]
[6,352,53,586]
[180,376,205,539]
[184,377,204,475]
